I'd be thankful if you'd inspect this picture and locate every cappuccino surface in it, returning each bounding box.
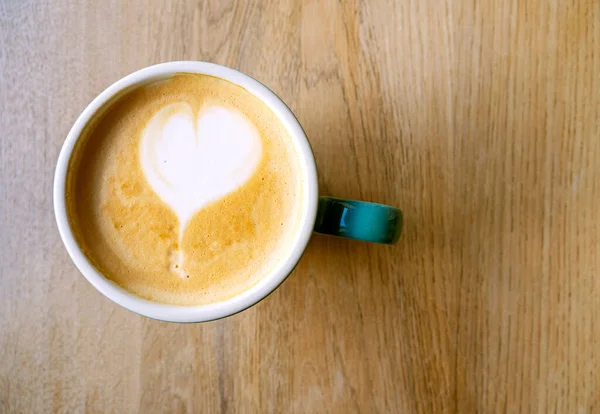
[66,74,302,305]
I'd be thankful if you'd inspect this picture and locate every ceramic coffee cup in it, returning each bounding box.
[54,62,402,322]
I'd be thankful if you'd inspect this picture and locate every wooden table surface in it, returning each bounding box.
[1,1,599,412]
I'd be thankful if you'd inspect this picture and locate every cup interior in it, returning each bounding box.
[54,61,318,322]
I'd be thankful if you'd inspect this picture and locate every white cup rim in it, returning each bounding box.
[53,61,319,323]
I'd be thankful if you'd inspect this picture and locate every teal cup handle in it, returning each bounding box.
[314,197,402,244]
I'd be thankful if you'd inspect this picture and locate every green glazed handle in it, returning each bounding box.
[314,197,402,244]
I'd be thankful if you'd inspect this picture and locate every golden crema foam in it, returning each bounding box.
[66,74,303,305]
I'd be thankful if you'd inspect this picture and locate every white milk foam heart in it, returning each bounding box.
[140,102,263,242]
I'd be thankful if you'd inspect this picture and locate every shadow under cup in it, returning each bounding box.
[54,61,401,323]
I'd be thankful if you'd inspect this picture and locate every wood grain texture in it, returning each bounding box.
[1,0,599,412]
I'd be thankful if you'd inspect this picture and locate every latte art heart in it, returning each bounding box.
[140,103,263,237]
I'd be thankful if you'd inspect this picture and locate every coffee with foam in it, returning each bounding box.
[66,74,302,305]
